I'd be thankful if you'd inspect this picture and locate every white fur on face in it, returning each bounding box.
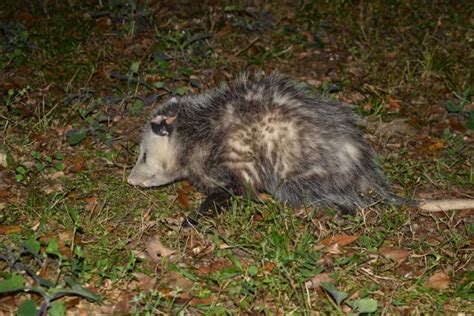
[127,126,181,187]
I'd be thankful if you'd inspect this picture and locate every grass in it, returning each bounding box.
[1,0,473,314]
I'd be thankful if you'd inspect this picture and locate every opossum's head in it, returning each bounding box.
[128,113,183,187]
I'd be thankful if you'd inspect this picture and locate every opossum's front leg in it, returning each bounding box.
[183,190,232,227]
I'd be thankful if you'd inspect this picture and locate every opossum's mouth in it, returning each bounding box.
[127,173,178,188]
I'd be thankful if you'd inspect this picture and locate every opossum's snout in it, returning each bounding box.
[127,172,144,186]
[127,166,175,187]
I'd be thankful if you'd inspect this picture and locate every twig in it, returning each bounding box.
[182,32,213,49]
[234,37,260,56]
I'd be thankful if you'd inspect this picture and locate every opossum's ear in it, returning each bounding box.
[151,115,176,136]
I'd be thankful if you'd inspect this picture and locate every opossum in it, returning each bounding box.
[128,72,474,224]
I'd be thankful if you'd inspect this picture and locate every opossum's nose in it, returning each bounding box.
[127,174,141,186]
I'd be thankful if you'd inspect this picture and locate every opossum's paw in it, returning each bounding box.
[182,191,235,228]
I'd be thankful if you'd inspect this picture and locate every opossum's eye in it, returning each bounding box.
[151,116,176,136]
[142,152,147,163]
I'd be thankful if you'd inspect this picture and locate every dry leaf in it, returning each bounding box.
[425,271,450,290]
[132,272,157,291]
[190,296,216,306]
[342,304,352,314]
[0,189,11,198]
[192,246,204,254]
[379,247,411,264]
[42,183,63,194]
[386,96,402,112]
[325,243,343,254]
[82,196,98,212]
[302,31,314,44]
[161,271,194,292]
[447,118,467,133]
[16,11,35,24]
[219,242,231,249]
[146,234,175,261]
[386,52,397,61]
[257,193,272,202]
[305,273,334,290]
[176,181,191,209]
[0,225,22,234]
[197,258,234,275]
[31,221,40,231]
[369,118,417,138]
[362,102,372,112]
[263,261,276,273]
[49,171,64,180]
[320,234,358,247]
[428,140,444,151]
[69,156,86,173]
[99,294,131,314]
[0,151,7,168]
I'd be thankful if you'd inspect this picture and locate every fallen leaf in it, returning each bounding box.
[132,272,156,291]
[82,196,98,212]
[42,183,63,194]
[362,102,372,112]
[448,118,467,133]
[49,171,64,180]
[190,296,216,306]
[386,52,397,61]
[192,246,204,254]
[0,151,8,168]
[64,297,81,310]
[320,234,358,247]
[31,221,40,231]
[146,234,175,261]
[342,304,352,314]
[176,181,191,209]
[16,11,35,25]
[379,247,411,264]
[305,273,334,290]
[69,156,86,173]
[160,271,194,293]
[257,193,272,202]
[99,293,131,314]
[368,118,417,138]
[219,242,231,249]
[349,290,360,300]
[427,140,444,151]
[196,258,234,275]
[263,261,276,273]
[325,243,343,254]
[0,225,22,234]
[386,96,402,112]
[302,31,314,44]
[425,271,450,290]
[216,24,233,38]
[0,189,12,199]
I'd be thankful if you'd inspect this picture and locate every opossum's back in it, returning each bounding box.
[218,93,369,193]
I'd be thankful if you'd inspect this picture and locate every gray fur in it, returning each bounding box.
[128,72,400,214]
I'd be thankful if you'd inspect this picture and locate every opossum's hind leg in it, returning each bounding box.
[182,190,233,227]
[334,203,357,216]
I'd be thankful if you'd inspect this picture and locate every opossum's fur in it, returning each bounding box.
[128,73,474,218]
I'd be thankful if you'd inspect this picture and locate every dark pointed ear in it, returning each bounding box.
[150,116,176,136]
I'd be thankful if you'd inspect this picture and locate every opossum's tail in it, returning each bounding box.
[385,194,474,212]
[415,199,474,211]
